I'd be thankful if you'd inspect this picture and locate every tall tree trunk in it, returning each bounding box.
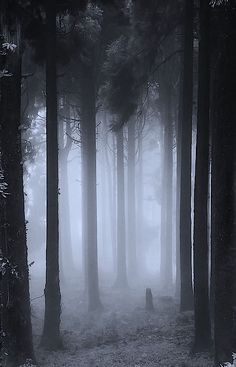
[164,87,173,292]
[59,100,74,278]
[136,127,144,275]
[0,23,35,365]
[58,109,65,282]
[160,126,167,284]
[179,0,194,312]
[100,119,109,264]
[104,120,116,271]
[114,127,128,287]
[59,153,74,273]
[160,83,173,293]
[80,68,102,311]
[127,118,137,279]
[212,3,236,364]
[193,0,211,352]
[175,63,183,300]
[0,29,7,360]
[112,134,117,271]
[81,118,88,291]
[41,0,62,349]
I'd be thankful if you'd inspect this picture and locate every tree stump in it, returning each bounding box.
[146,288,154,311]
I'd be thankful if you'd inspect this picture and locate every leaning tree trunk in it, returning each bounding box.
[193,0,211,352]
[0,23,35,365]
[179,0,194,312]
[212,3,236,365]
[41,0,62,350]
[80,67,102,311]
[127,118,137,279]
[114,127,128,288]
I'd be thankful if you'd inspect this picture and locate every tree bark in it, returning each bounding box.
[105,129,117,271]
[193,0,211,352]
[164,88,173,292]
[81,115,88,291]
[58,99,74,278]
[41,0,62,349]
[179,0,194,312]
[112,134,117,272]
[127,118,137,279]
[136,127,144,275]
[0,23,35,365]
[80,67,102,311]
[212,2,236,365]
[160,78,173,293]
[175,62,183,300]
[160,126,167,284]
[114,127,128,288]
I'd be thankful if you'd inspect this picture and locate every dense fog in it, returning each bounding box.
[1,1,236,366]
[25,108,169,284]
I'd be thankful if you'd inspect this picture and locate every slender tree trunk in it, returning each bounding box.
[127,118,137,279]
[160,83,173,293]
[193,0,211,352]
[179,0,194,312]
[59,153,74,272]
[58,111,65,282]
[175,65,183,300]
[59,100,74,277]
[100,120,109,263]
[81,119,88,291]
[212,3,236,364]
[136,128,144,275]
[112,135,117,271]
[0,23,35,365]
[164,87,173,292]
[41,0,62,349]
[160,126,167,283]
[175,126,181,299]
[104,121,116,271]
[80,68,102,311]
[114,128,128,288]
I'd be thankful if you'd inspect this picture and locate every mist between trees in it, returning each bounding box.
[0,0,235,366]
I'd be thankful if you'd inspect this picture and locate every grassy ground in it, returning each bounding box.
[30,277,213,366]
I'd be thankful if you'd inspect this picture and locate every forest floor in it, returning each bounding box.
[30,276,213,367]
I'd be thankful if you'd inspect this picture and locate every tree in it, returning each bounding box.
[58,97,74,278]
[41,0,62,349]
[212,1,236,364]
[193,0,211,352]
[163,83,174,292]
[136,117,144,275]
[175,57,182,300]
[127,117,137,279]
[114,127,128,287]
[159,72,174,293]
[80,61,102,310]
[74,1,127,307]
[0,14,35,365]
[179,0,194,312]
